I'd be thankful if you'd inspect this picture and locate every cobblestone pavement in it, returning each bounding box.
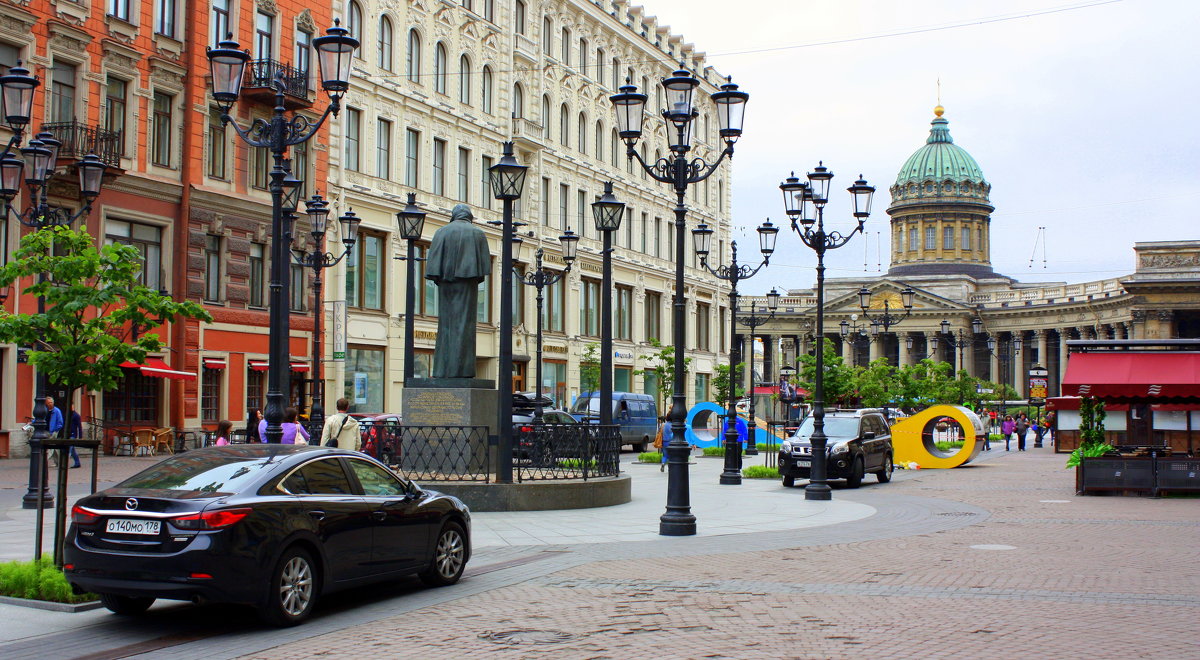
[235,447,1199,660]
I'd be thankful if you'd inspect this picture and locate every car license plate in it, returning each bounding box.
[105,518,161,535]
[796,459,810,466]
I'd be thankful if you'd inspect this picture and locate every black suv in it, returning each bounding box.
[778,409,894,488]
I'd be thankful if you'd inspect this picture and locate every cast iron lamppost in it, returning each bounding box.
[735,288,781,457]
[692,221,779,484]
[396,193,427,384]
[591,183,625,427]
[0,63,108,509]
[489,142,528,484]
[612,68,748,536]
[981,330,1022,417]
[517,229,580,422]
[940,318,983,375]
[905,332,941,360]
[857,285,914,332]
[291,194,360,436]
[207,22,357,443]
[780,166,875,501]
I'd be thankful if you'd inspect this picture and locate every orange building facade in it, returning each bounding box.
[0,0,335,456]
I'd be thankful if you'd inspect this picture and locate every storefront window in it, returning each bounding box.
[542,360,567,409]
[343,345,386,412]
[105,367,160,424]
[615,367,632,392]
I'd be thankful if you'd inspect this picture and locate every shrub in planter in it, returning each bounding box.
[743,465,779,479]
[638,451,662,463]
[558,458,597,469]
[702,446,731,457]
[0,558,96,604]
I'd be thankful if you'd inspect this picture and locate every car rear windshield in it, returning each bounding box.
[117,451,281,495]
[794,416,859,439]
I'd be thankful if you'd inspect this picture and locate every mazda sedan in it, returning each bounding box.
[64,445,471,626]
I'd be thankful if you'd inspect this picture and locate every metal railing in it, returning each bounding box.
[42,121,124,167]
[245,59,310,99]
[513,424,621,482]
[366,424,492,482]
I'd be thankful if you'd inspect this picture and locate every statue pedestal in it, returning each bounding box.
[402,380,498,475]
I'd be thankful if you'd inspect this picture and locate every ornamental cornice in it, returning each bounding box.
[105,175,184,203]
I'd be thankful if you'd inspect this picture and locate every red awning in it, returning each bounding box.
[290,361,310,372]
[1062,352,1200,401]
[202,358,227,370]
[248,360,269,371]
[119,357,196,381]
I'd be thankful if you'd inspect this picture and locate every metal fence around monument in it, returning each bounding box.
[366,424,492,482]
[513,424,621,482]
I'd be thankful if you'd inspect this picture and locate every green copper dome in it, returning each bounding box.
[895,111,986,186]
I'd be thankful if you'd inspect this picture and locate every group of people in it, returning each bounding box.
[211,398,363,450]
[994,411,1055,451]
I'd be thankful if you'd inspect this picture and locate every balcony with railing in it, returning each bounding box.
[42,121,124,168]
[242,60,312,109]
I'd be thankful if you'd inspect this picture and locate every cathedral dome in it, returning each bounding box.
[894,108,987,188]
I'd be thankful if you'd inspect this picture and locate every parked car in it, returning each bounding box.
[512,393,582,463]
[64,445,470,626]
[570,391,658,452]
[778,408,894,488]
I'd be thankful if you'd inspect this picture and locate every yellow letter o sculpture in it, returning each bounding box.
[890,405,986,469]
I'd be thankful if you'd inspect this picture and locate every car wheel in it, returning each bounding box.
[846,457,864,489]
[782,475,795,488]
[636,438,649,453]
[260,546,319,627]
[420,521,467,587]
[99,593,154,615]
[877,455,894,483]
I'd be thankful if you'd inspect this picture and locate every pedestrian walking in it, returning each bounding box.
[1045,411,1056,446]
[321,398,362,450]
[66,408,83,468]
[258,407,310,444]
[1016,414,1029,451]
[213,420,234,446]
[245,408,263,444]
[1034,415,1046,447]
[654,415,668,472]
[1001,415,1015,451]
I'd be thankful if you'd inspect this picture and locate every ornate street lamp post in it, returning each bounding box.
[517,230,579,422]
[592,183,625,427]
[940,318,983,374]
[206,22,357,444]
[291,195,359,436]
[857,285,914,332]
[396,193,427,384]
[0,63,108,510]
[780,166,875,501]
[982,330,1023,417]
[736,288,781,456]
[612,69,748,536]
[692,221,778,483]
[488,142,528,484]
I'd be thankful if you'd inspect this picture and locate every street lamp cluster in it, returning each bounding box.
[0,61,110,509]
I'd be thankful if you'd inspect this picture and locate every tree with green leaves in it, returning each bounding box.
[579,342,601,394]
[854,358,899,408]
[637,337,691,411]
[0,226,211,418]
[796,338,856,407]
[712,361,745,407]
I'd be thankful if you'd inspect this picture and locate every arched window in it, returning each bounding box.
[559,104,569,144]
[577,112,586,153]
[481,65,493,113]
[542,17,552,55]
[483,0,494,22]
[378,16,393,71]
[434,43,448,94]
[541,95,551,139]
[512,83,524,118]
[612,58,620,89]
[406,29,422,83]
[348,1,363,41]
[594,120,603,162]
[458,54,471,104]
[514,0,526,35]
[610,128,619,167]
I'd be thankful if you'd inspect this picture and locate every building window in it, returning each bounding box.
[540,96,551,139]
[924,226,935,250]
[483,0,494,22]
[695,373,710,403]
[414,243,438,316]
[151,92,173,167]
[255,11,274,59]
[108,0,131,21]
[908,226,917,251]
[251,127,269,189]
[962,226,971,250]
[343,345,385,413]
[457,147,470,201]
[513,83,524,118]
[616,285,632,340]
[207,108,226,178]
[432,138,446,196]
[477,154,492,209]
[576,189,586,237]
[155,0,177,38]
[295,28,313,81]
[201,366,221,422]
[346,231,384,310]
[290,262,306,312]
[558,184,568,231]
[559,104,569,144]
[579,278,600,336]
[246,368,265,414]
[645,291,661,342]
[696,302,710,351]
[49,61,76,123]
[943,226,954,250]
[106,219,162,291]
[561,28,570,64]
[406,29,422,83]
[211,0,230,46]
[105,368,160,424]
[540,177,550,225]
[405,128,420,188]
[434,43,448,94]
[347,1,363,41]
[204,235,222,302]
[547,274,564,332]
[0,214,7,267]
[481,65,493,113]
[579,38,588,73]
[338,107,360,172]
[577,112,586,153]
[476,259,492,323]
[378,16,394,70]
[376,118,392,179]
[542,16,552,55]
[515,0,526,35]
[458,55,471,104]
[293,141,309,198]
[249,242,265,307]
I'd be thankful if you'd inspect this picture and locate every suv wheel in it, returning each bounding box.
[877,455,894,483]
[782,475,795,488]
[846,457,864,489]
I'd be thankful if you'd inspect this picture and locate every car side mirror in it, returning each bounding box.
[862,431,876,440]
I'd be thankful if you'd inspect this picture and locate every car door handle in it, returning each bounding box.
[371,511,386,521]
[307,510,325,521]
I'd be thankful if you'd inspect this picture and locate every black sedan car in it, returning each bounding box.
[64,445,471,626]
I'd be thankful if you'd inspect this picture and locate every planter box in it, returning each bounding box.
[1078,455,1200,495]
[0,594,102,613]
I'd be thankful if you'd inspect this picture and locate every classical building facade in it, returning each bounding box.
[743,106,1200,402]
[323,0,734,412]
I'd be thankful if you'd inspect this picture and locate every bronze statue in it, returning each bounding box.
[425,204,491,378]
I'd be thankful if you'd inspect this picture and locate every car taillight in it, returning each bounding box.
[71,505,100,525]
[172,508,252,530]
[519,426,533,433]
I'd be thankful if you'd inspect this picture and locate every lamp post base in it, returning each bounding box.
[659,516,698,536]
[804,483,832,501]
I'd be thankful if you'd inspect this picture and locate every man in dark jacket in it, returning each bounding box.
[1015,414,1030,451]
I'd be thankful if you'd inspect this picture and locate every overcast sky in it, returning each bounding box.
[631,0,1199,294]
